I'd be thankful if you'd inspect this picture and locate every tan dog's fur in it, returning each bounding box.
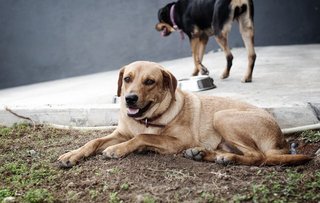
[58,61,311,167]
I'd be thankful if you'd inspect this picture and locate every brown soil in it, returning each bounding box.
[0,125,319,203]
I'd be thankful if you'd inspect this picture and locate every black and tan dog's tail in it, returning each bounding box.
[212,0,254,36]
[265,154,313,166]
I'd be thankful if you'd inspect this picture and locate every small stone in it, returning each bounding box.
[135,194,144,203]
[67,182,75,188]
[3,196,16,203]
[27,149,37,157]
[315,148,320,156]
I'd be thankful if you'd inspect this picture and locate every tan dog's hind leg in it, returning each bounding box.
[103,134,185,159]
[211,109,281,165]
[264,149,312,166]
[186,109,311,166]
[239,15,256,83]
[58,130,127,168]
[184,146,265,166]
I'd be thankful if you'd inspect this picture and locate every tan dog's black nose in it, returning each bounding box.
[125,94,138,106]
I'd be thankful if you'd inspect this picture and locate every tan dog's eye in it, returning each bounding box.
[124,76,131,83]
[144,79,155,86]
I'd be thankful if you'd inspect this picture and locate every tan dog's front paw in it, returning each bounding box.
[57,149,82,168]
[102,145,126,159]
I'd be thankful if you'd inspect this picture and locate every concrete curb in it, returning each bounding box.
[266,103,320,129]
[1,103,319,130]
[0,104,119,127]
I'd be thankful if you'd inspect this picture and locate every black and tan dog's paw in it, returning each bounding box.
[200,66,210,75]
[183,147,206,161]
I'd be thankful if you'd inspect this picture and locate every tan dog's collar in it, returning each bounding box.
[136,115,165,128]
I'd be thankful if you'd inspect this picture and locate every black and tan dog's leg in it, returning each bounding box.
[58,130,128,168]
[103,134,184,159]
[239,15,256,83]
[191,37,201,76]
[191,37,209,76]
[215,32,233,80]
[198,35,210,75]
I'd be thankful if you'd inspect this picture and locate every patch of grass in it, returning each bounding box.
[108,167,122,174]
[245,169,320,202]
[120,183,129,191]
[143,195,156,203]
[109,192,122,203]
[0,188,14,202]
[1,162,57,188]
[300,130,320,143]
[0,123,31,137]
[232,194,251,203]
[89,189,99,200]
[200,191,215,203]
[0,126,12,137]
[23,188,54,203]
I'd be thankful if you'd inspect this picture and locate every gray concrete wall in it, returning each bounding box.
[1,0,320,89]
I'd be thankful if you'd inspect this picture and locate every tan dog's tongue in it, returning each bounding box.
[127,108,139,115]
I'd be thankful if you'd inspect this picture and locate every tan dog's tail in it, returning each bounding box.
[265,154,312,166]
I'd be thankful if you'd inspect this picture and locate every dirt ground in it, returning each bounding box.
[0,124,320,203]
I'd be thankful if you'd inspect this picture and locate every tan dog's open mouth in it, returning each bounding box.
[127,102,152,118]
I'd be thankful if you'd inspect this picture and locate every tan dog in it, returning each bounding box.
[58,61,311,168]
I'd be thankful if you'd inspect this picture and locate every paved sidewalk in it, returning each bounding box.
[0,44,320,129]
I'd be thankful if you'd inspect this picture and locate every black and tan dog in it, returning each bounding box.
[155,0,256,82]
[58,61,311,168]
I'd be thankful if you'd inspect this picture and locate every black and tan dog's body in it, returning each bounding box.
[156,0,256,82]
[58,61,311,168]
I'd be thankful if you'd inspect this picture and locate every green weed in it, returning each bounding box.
[200,191,215,203]
[0,188,14,201]
[89,189,99,200]
[120,183,129,191]
[246,169,320,202]
[108,167,122,174]
[143,195,156,203]
[0,126,12,137]
[0,161,57,191]
[300,130,320,143]
[23,188,54,203]
[109,192,122,203]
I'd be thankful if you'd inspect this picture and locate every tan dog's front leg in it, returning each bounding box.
[58,130,127,168]
[103,134,182,159]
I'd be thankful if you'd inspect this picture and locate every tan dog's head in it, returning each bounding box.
[117,61,177,119]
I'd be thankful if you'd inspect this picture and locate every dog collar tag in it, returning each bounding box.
[145,118,149,128]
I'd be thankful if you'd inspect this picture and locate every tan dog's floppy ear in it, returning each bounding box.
[117,67,125,97]
[162,70,177,101]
